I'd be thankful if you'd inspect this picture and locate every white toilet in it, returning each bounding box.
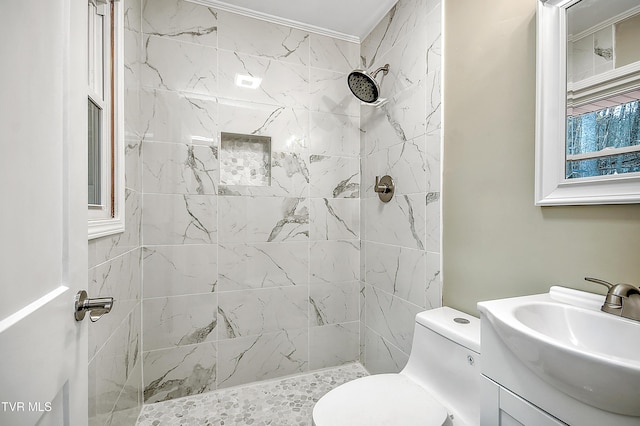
[312,307,481,426]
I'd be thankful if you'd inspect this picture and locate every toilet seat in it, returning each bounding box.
[312,373,449,426]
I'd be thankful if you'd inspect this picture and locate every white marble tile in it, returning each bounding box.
[363,326,408,375]
[218,101,308,153]
[309,34,359,72]
[124,28,142,94]
[125,188,143,245]
[143,343,217,403]
[89,248,141,306]
[309,111,359,157]
[142,0,217,47]
[143,245,217,298]
[217,196,308,243]
[90,306,140,423]
[139,89,218,146]
[361,82,427,153]
[218,151,309,198]
[125,93,142,156]
[593,27,613,75]
[143,293,218,351]
[426,2,442,76]
[124,0,142,33]
[309,281,359,326]
[309,322,359,370]
[143,194,217,245]
[310,68,358,116]
[425,251,442,309]
[426,0,441,13]
[217,329,308,389]
[570,36,593,82]
[364,193,426,250]
[360,106,375,157]
[107,359,142,426]
[425,131,440,192]
[127,303,142,371]
[365,241,426,307]
[369,23,428,97]
[309,198,359,241]
[218,50,308,108]
[425,191,440,252]
[142,36,217,95]
[125,139,142,192]
[217,286,308,338]
[363,137,427,197]
[309,155,360,199]
[425,70,441,135]
[310,240,360,284]
[87,293,136,366]
[88,366,97,425]
[88,190,142,268]
[143,142,219,195]
[360,280,366,361]
[365,284,422,354]
[218,10,309,66]
[361,0,427,68]
[218,242,308,291]
[359,196,367,278]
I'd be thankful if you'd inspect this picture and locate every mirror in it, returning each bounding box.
[535,0,640,205]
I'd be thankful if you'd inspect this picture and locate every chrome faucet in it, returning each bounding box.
[585,277,640,321]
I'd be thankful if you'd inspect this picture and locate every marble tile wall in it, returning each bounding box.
[360,0,443,374]
[139,0,361,404]
[88,0,144,424]
[568,26,614,83]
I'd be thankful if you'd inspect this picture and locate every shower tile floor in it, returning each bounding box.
[136,363,369,425]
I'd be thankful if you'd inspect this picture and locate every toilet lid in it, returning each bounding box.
[312,374,449,426]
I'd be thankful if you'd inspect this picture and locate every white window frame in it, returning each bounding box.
[88,0,125,239]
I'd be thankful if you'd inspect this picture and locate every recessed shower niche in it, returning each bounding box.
[220,132,271,186]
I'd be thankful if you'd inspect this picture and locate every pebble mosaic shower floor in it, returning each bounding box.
[136,363,369,425]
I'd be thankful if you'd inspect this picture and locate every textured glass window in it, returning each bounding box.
[566,100,640,179]
[88,99,102,205]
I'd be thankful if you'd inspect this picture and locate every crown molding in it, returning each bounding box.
[188,0,361,43]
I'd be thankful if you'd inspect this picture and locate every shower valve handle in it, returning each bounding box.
[375,176,392,194]
[374,175,395,203]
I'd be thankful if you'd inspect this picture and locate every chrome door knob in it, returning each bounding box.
[74,290,114,322]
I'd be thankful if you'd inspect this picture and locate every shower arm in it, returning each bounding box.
[371,64,390,79]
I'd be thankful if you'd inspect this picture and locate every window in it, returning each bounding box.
[566,100,640,179]
[88,0,124,239]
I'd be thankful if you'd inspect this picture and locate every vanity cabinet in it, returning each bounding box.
[481,376,566,426]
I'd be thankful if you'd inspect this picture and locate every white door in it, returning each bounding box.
[0,0,88,425]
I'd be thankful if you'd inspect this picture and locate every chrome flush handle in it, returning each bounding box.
[74,290,114,322]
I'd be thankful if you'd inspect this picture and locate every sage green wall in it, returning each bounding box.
[442,0,640,316]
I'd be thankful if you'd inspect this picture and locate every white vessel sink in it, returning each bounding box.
[478,288,640,416]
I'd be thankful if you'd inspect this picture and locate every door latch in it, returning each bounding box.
[74,290,114,322]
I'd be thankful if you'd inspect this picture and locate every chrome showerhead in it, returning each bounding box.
[347,64,390,103]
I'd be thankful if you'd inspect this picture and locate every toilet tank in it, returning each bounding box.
[400,307,481,426]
